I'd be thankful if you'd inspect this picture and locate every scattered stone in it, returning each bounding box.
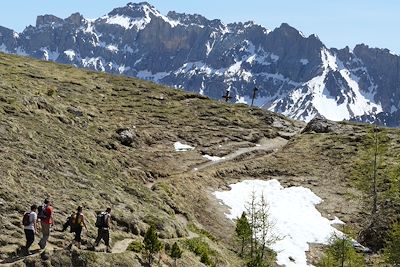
[41,250,50,261]
[129,220,147,236]
[67,106,83,117]
[36,98,56,114]
[115,128,138,147]
[301,117,338,134]
[104,142,117,150]
[57,116,71,124]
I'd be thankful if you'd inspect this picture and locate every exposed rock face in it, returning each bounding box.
[1,2,400,125]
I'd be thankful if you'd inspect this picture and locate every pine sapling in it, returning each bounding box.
[170,242,183,267]
[143,225,163,266]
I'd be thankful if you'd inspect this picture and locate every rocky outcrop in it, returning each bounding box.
[115,128,138,147]
[301,117,339,133]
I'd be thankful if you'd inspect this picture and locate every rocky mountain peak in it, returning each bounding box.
[227,20,264,31]
[35,14,64,28]
[166,11,223,28]
[273,23,306,39]
[65,12,85,27]
[108,1,159,18]
[354,43,399,61]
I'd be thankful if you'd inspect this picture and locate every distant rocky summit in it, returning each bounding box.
[1,2,399,126]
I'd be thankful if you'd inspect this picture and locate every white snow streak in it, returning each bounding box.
[300,59,309,65]
[174,142,195,152]
[64,49,76,60]
[137,70,170,82]
[40,47,59,61]
[203,155,225,161]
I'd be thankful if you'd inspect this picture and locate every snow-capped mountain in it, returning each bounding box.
[1,2,399,126]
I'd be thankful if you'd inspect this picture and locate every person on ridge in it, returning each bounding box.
[38,199,54,249]
[70,206,88,249]
[94,207,112,252]
[22,204,38,255]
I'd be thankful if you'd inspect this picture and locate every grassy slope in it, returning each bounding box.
[0,52,300,266]
[0,52,398,266]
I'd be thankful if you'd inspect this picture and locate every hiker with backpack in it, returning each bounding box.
[38,199,54,249]
[94,207,112,252]
[69,206,88,248]
[22,204,38,255]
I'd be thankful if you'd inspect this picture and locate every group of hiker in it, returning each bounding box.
[22,198,112,255]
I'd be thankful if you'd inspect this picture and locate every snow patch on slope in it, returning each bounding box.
[137,70,170,82]
[214,179,344,267]
[82,57,105,71]
[64,50,76,60]
[174,142,195,152]
[40,47,59,61]
[203,155,225,161]
[300,58,309,65]
[105,44,119,53]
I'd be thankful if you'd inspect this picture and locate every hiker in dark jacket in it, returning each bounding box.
[94,207,112,252]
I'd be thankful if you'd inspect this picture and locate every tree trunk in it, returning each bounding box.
[372,129,378,215]
[250,195,256,258]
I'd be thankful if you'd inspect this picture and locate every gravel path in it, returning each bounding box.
[193,137,288,171]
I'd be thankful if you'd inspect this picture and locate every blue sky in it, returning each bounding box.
[1,0,399,54]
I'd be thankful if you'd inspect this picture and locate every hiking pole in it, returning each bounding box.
[251,87,258,107]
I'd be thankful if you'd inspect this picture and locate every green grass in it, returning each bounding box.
[127,241,144,253]
[188,223,217,242]
[184,238,218,266]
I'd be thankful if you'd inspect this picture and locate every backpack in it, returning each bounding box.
[95,212,106,228]
[22,212,31,226]
[69,213,80,231]
[37,205,48,220]
[62,216,71,232]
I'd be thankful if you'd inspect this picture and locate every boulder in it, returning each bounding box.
[301,117,338,134]
[67,106,84,117]
[115,128,138,147]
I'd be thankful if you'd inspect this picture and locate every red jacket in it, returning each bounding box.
[42,206,54,225]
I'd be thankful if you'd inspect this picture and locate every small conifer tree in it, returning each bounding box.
[143,225,163,266]
[352,126,388,216]
[170,242,183,267]
[244,191,279,266]
[385,222,400,265]
[317,234,365,267]
[235,211,252,256]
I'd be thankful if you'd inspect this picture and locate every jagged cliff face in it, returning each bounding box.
[1,2,399,126]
